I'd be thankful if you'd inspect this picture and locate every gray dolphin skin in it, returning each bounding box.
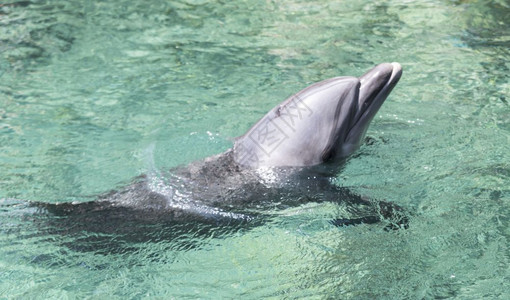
[32,63,406,252]
[234,62,402,167]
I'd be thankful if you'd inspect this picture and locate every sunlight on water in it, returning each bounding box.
[1,0,509,298]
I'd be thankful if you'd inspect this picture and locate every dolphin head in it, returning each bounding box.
[233,62,402,168]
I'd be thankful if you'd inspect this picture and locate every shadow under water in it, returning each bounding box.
[19,183,408,256]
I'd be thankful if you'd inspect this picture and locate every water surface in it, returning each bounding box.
[1,0,509,298]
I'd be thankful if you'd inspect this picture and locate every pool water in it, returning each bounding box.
[1,0,509,298]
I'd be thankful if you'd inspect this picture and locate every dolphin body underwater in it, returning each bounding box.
[29,63,407,251]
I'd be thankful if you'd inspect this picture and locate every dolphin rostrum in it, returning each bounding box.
[30,63,406,251]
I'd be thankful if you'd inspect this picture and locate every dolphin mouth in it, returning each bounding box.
[347,62,402,141]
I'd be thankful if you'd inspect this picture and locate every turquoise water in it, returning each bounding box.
[1,0,509,298]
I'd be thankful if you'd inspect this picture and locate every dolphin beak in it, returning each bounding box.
[348,62,402,138]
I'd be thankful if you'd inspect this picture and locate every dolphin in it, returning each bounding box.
[28,62,406,252]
